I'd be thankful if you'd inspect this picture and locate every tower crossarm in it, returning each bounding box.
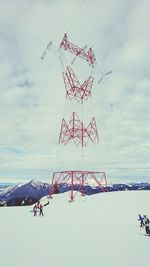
[60,33,96,67]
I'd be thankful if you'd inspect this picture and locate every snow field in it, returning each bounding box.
[0,190,149,267]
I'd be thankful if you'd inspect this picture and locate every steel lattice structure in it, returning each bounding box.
[48,34,108,201]
[49,171,108,201]
[63,66,94,103]
[59,112,99,147]
[60,33,96,67]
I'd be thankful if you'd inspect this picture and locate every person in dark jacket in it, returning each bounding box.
[138,214,144,227]
[39,204,44,216]
[143,215,150,235]
[33,205,37,216]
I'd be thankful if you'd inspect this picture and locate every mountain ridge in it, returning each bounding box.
[0,179,150,206]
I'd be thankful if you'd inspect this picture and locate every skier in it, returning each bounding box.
[138,214,144,227]
[39,204,44,216]
[143,215,150,235]
[33,204,37,216]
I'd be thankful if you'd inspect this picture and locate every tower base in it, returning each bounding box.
[49,170,108,201]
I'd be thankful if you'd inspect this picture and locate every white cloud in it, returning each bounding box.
[0,0,150,182]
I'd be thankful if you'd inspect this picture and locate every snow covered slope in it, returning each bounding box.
[0,190,149,267]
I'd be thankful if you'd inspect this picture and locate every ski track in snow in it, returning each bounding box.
[0,190,150,267]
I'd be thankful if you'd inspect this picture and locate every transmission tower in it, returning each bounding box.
[50,33,107,201]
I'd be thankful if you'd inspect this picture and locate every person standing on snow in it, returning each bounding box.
[143,215,150,235]
[33,201,40,216]
[138,214,144,227]
[33,204,37,216]
[39,204,44,216]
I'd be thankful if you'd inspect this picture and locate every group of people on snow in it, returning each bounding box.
[33,200,50,216]
[33,201,44,216]
[138,214,150,235]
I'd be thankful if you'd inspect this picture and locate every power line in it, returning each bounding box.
[88,0,142,48]
[89,0,145,84]
[112,48,150,73]
[40,0,90,61]
[95,47,150,87]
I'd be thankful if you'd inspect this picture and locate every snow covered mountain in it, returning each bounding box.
[0,180,50,205]
[0,180,150,206]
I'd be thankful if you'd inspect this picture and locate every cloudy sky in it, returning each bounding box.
[0,0,150,183]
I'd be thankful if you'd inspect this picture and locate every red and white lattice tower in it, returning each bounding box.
[63,66,94,103]
[49,171,108,201]
[60,33,96,67]
[49,34,107,201]
[59,112,99,147]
